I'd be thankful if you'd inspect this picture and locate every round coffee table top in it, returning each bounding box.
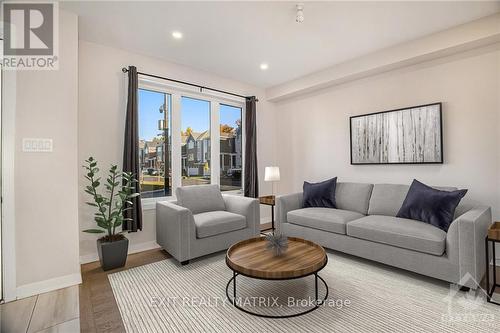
[226,236,327,279]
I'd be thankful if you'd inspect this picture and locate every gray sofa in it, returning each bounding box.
[276,182,492,289]
[156,185,260,264]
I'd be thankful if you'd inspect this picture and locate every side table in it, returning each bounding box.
[259,195,275,234]
[485,222,500,306]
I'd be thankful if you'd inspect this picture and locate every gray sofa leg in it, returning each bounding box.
[180,260,190,266]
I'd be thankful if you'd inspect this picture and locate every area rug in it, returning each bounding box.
[109,251,500,332]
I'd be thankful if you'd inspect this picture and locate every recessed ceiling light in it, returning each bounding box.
[172,31,183,39]
[260,63,269,70]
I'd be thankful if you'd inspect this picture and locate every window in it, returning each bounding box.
[181,96,211,186]
[219,104,243,191]
[138,89,172,198]
[138,81,245,203]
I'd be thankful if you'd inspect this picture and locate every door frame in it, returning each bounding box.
[1,37,17,302]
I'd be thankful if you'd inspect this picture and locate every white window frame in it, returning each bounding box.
[138,78,246,210]
[1,58,18,302]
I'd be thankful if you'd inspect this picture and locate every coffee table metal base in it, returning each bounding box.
[225,272,329,319]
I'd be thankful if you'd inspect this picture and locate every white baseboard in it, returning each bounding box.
[79,240,161,264]
[16,273,82,300]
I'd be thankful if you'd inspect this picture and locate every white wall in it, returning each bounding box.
[273,45,500,219]
[14,10,81,297]
[78,41,276,262]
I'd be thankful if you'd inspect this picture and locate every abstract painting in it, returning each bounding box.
[350,103,442,164]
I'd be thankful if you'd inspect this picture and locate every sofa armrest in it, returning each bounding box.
[447,205,492,288]
[223,195,260,236]
[276,192,303,232]
[156,201,193,261]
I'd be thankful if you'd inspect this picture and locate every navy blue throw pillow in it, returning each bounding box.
[396,179,467,232]
[303,177,337,208]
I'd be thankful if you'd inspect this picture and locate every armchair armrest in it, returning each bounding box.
[447,205,492,288]
[156,201,194,262]
[276,192,303,232]
[223,195,260,236]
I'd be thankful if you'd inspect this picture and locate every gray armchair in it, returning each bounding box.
[156,184,260,264]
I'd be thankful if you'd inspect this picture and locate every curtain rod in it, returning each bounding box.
[122,67,258,102]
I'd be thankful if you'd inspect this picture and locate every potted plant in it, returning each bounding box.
[82,157,139,271]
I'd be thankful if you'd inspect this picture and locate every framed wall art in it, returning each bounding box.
[350,103,443,165]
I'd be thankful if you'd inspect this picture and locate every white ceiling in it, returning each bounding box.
[62,1,500,88]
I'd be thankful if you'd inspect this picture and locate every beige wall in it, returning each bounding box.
[78,41,276,261]
[14,11,80,292]
[274,46,500,219]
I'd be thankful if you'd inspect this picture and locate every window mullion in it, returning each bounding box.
[211,101,220,185]
[241,104,246,194]
[171,93,182,194]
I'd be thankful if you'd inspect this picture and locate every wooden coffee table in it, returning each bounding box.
[225,236,329,318]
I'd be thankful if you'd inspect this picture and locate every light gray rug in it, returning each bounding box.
[109,252,500,332]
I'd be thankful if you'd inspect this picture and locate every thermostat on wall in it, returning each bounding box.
[22,138,53,152]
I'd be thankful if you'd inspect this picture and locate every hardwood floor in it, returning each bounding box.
[79,248,170,333]
[79,223,273,333]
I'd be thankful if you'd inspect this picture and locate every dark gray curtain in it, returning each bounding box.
[244,96,259,198]
[123,66,143,231]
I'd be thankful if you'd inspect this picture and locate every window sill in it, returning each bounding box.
[222,190,244,196]
[141,196,175,211]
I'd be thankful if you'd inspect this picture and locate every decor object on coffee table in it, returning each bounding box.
[265,233,288,256]
[82,157,139,271]
[225,236,328,318]
[485,222,500,306]
[350,103,443,164]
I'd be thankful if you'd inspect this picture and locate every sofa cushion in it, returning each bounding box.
[335,182,374,215]
[287,208,364,235]
[176,184,226,214]
[368,184,410,216]
[193,211,246,238]
[346,215,447,256]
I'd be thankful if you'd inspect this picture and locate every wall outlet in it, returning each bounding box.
[22,138,53,152]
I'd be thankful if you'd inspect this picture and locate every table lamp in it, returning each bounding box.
[264,166,280,197]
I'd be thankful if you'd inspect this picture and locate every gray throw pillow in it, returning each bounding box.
[396,179,467,232]
[303,177,337,208]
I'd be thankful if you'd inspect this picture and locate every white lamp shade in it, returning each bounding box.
[264,166,280,182]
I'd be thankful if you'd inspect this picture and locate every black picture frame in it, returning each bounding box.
[349,102,443,165]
